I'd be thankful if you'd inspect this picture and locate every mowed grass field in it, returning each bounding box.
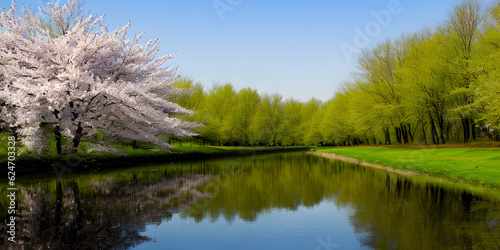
[0,132,309,170]
[317,146,500,188]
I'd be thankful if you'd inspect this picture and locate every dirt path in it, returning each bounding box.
[311,152,420,176]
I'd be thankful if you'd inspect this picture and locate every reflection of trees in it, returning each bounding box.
[181,153,344,222]
[179,153,500,249]
[9,175,210,249]
[346,173,500,249]
[1,152,499,249]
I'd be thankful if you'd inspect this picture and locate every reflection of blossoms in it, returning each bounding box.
[10,175,210,249]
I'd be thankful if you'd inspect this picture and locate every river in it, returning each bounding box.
[1,151,499,249]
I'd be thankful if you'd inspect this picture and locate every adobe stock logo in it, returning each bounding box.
[340,0,408,63]
[213,0,244,21]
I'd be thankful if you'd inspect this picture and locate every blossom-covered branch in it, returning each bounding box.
[0,0,198,154]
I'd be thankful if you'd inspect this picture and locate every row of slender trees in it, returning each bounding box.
[172,0,500,146]
[170,80,322,146]
[2,0,499,153]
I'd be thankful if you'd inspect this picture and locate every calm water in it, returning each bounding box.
[1,152,500,249]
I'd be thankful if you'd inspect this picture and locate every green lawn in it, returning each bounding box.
[317,146,500,188]
[112,143,308,161]
[0,132,309,171]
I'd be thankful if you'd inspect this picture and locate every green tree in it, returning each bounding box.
[398,31,452,144]
[170,78,205,113]
[203,83,237,145]
[440,0,485,142]
[232,88,261,145]
[476,1,500,137]
[169,77,206,144]
[303,98,324,146]
[356,40,410,144]
[252,94,285,145]
[281,99,305,145]
[319,83,359,146]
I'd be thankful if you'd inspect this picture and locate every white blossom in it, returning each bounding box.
[0,0,198,154]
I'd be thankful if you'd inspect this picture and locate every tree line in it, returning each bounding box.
[172,0,500,146]
[2,0,500,154]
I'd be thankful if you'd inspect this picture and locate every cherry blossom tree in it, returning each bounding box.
[0,0,197,154]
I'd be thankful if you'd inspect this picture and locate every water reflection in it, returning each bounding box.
[1,152,499,249]
[1,174,211,249]
[349,174,500,249]
[179,153,500,249]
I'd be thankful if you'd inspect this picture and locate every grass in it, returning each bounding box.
[0,132,309,174]
[317,146,500,188]
[97,141,309,160]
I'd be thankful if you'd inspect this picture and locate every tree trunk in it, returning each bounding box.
[462,118,470,143]
[422,121,428,144]
[384,127,391,145]
[429,114,438,145]
[408,124,414,143]
[395,127,402,144]
[438,115,446,144]
[54,125,62,154]
[72,123,83,151]
[445,122,452,142]
[471,120,476,141]
[401,124,409,144]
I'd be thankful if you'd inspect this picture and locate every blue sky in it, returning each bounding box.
[9,0,493,101]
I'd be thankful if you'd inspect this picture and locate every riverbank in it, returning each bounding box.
[0,144,310,176]
[316,146,500,188]
[312,152,421,176]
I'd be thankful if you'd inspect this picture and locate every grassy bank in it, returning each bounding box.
[317,146,500,188]
[0,133,310,175]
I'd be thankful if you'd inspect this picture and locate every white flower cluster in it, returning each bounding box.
[0,1,198,153]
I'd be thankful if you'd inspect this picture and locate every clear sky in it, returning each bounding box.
[9,0,495,101]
